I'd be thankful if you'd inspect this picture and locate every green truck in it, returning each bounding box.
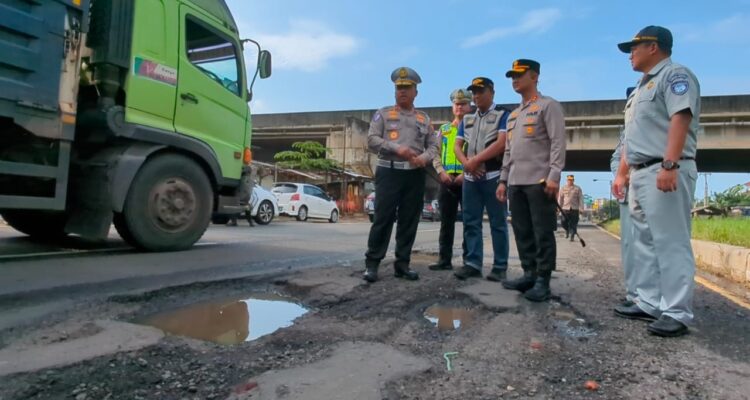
[0,0,271,251]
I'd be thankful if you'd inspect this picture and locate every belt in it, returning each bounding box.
[631,157,694,170]
[376,159,419,170]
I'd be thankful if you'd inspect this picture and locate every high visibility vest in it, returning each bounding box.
[439,123,463,174]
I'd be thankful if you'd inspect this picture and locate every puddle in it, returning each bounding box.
[423,305,476,332]
[140,293,308,345]
[552,310,597,339]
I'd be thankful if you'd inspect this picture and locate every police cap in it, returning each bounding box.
[391,67,422,86]
[467,77,494,91]
[450,88,472,104]
[505,59,541,78]
[617,25,673,53]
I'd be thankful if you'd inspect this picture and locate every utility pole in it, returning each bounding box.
[703,173,711,207]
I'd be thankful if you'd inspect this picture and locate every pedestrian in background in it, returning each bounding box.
[612,26,700,337]
[452,77,511,282]
[497,59,566,302]
[558,174,584,241]
[428,88,472,271]
[363,67,438,283]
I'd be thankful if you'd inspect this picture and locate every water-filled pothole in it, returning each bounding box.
[140,293,308,345]
[552,309,597,339]
[423,305,476,332]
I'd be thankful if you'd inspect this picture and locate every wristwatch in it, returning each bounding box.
[661,160,680,170]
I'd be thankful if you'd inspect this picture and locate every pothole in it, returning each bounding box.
[551,309,597,340]
[138,292,308,345]
[423,304,477,332]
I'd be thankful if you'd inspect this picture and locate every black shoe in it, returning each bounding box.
[502,271,537,292]
[564,232,569,238]
[394,265,419,280]
[486,268,507,282]
[428,260,453,271]
[648,315,688,337]
[614,303,656,321]
[524,274,551,302]
[454,266,482,280]
[363,266,378,283]
[620,299,635,307]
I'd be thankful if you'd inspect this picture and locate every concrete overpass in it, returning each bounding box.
[252,95,750,174]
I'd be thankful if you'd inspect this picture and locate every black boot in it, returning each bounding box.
[428,260,452,271]
[524,272,551,302]
[363,266,378,283]
[502,270,537,292]
[394,265,419,280]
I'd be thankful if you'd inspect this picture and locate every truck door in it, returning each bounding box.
[174,5,248,180]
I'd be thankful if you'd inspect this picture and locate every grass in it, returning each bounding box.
[599,218,750,248]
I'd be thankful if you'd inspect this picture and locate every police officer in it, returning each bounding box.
[452,78,511,282]
[428,88,472,271]
[558,174,584,241]
[612,87,636,307]
[363,67,438,283]
[496,59,566,302]
[612,26,700,337]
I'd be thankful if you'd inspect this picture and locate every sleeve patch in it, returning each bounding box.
[372,112,381,122]
[670,80,689,95]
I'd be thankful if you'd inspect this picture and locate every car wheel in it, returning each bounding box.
[368,214,374,223]
[254,200,274,225]
[296,206,308,221]
[329,209,339,223]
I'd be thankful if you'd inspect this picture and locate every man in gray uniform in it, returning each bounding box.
[363,67,439,283]
[497,59,566,302]
[612,87,637,307]
[558,174,584,241]
[612,26,700,337]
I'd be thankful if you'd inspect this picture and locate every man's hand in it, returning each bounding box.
[544,180,559,200]
[496,182,507,202]
[464,157,480,174]
[395,146,418,161]
[612,173,629,200]
[438,172,453,185]
[409,155,427,168]
[454,174,464,186]
[656,168,678,192]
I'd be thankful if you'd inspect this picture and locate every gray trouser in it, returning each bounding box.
[628,161,697,324]
[619,201,636,301]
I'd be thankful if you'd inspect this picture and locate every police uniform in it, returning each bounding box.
[429,88,471,270]
[364,67,438,282]
[617,26,700,333]
[612,87,636,304]
[454,77,510,280]
[558,176,584,241]
[500,59,566,302]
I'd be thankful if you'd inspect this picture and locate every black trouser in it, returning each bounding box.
[508,184,557,274]
[563,209,579,238]
[437,177,465,263]
[365,166,425,269]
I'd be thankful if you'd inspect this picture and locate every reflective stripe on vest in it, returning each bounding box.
[440,123,463,174]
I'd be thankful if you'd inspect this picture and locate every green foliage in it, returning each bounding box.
[601,218,750,248]
[712,185,750,209]
[273,141,339,171]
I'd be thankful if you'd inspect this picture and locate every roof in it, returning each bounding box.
[252,161,324,180]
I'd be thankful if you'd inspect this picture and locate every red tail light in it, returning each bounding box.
[290,193,300,201]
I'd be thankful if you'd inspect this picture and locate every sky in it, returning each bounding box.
[225,0,750,201]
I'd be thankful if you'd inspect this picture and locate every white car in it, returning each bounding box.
[248,185,279,225]
[272,182,339,223]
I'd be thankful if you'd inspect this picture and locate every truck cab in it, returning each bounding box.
[0,0,271,251]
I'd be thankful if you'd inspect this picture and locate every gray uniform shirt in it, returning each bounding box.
[367,106,438,165]
[500,94,566,185]
[624,58,700,165]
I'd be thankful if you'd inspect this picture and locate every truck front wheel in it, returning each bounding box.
[119,154,212,251]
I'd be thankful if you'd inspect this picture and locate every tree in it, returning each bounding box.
[273,141,339,171]
[712,185,750,210]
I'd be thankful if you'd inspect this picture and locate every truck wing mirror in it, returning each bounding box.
[258,50,272,79]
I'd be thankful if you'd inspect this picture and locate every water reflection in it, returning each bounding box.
[423,305,476,332]
[140,293,308,345]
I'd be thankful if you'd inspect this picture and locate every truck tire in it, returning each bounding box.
[0,210,68,240]
[113,212,136,247]
[119,154,212,251]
